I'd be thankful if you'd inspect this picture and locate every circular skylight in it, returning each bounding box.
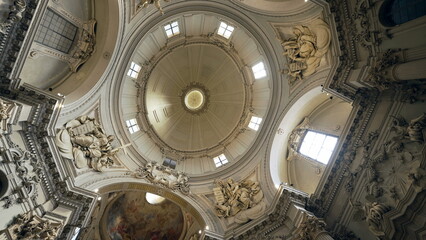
[184,89,205,111]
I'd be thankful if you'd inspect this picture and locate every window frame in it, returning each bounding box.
[217,21,235,39]
[248,116,262,131]
[164,20,180,38]
[251,61,267,79]
[125,118,140,134]
[127,62,142,79]
[163,158,177,169]
[213,154,229,168]
[34,8,78,53]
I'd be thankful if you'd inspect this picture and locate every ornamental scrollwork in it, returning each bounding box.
[294,214,328,240]
[351,113,426,237]
[132,161,190,195]
[6,212,62,240]
[0,0,26,34]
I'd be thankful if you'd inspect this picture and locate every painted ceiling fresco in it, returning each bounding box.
[105,191,184,240]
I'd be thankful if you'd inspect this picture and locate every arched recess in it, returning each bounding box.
[269,86,352,194]
[80,176,223,235]
[53,0,121,104]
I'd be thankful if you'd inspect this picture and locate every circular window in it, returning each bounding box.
[184,89,205,111]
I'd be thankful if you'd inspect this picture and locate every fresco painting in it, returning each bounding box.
[106,191,184,240]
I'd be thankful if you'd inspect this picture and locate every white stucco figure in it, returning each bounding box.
[282,19,331,83]
[213,178,265,223]
[55,116,121,172]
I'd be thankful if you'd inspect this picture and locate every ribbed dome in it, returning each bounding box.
[144,44,245,152]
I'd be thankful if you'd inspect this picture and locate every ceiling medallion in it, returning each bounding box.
[180,82,210,115]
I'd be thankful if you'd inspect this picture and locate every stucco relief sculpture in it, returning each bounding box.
[137,0,170,15]
[0,98,15,131]
[350,113,426,237]
[55,116,121,172]
[390,113,426,143]
[68,19,96,72]
[132,161,190,195]
[364,202,390,237]
[281,19,331,84]
[213,178,265,223]
[295,214,329,240]
[7,212,62,240]
[0,0,26,34]
[286,117,310,161]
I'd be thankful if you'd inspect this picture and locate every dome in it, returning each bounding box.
[143,44,247,152]
[119,12,272,175]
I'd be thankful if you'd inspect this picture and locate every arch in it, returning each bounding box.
[79,175,223,234]
[269,87,325,187]
[55,0,122,104]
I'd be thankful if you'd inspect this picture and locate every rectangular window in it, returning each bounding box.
[125,118,140,134]
[299,131,338,164]
[127,62,141,79]
[217,22,235,39]
[213,154,229,167]
[252,62,267,79]
[163,158,177,169]
[164,21,180,38]
[34,9,77,53]
[248,116,262,131]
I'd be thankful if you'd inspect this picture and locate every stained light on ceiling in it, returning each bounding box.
[217,22,235,39]
[127,62,141,79]
[213,154,229,167]
[145,192,166,204]
[252,62,267,79]
[164,21,180,38]
[299,131,338,164]
[248,116,262,131]
[125,118,140,134]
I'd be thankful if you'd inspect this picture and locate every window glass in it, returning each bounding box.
[252,62,267,79]
[217,22,235,39]
[127,62,142,79]
[299,131,338,164]
[35,9,77,53]
[213,154,228,167]
[125,118,140,134]
[248,116,262,131]
[164,21,180,37]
